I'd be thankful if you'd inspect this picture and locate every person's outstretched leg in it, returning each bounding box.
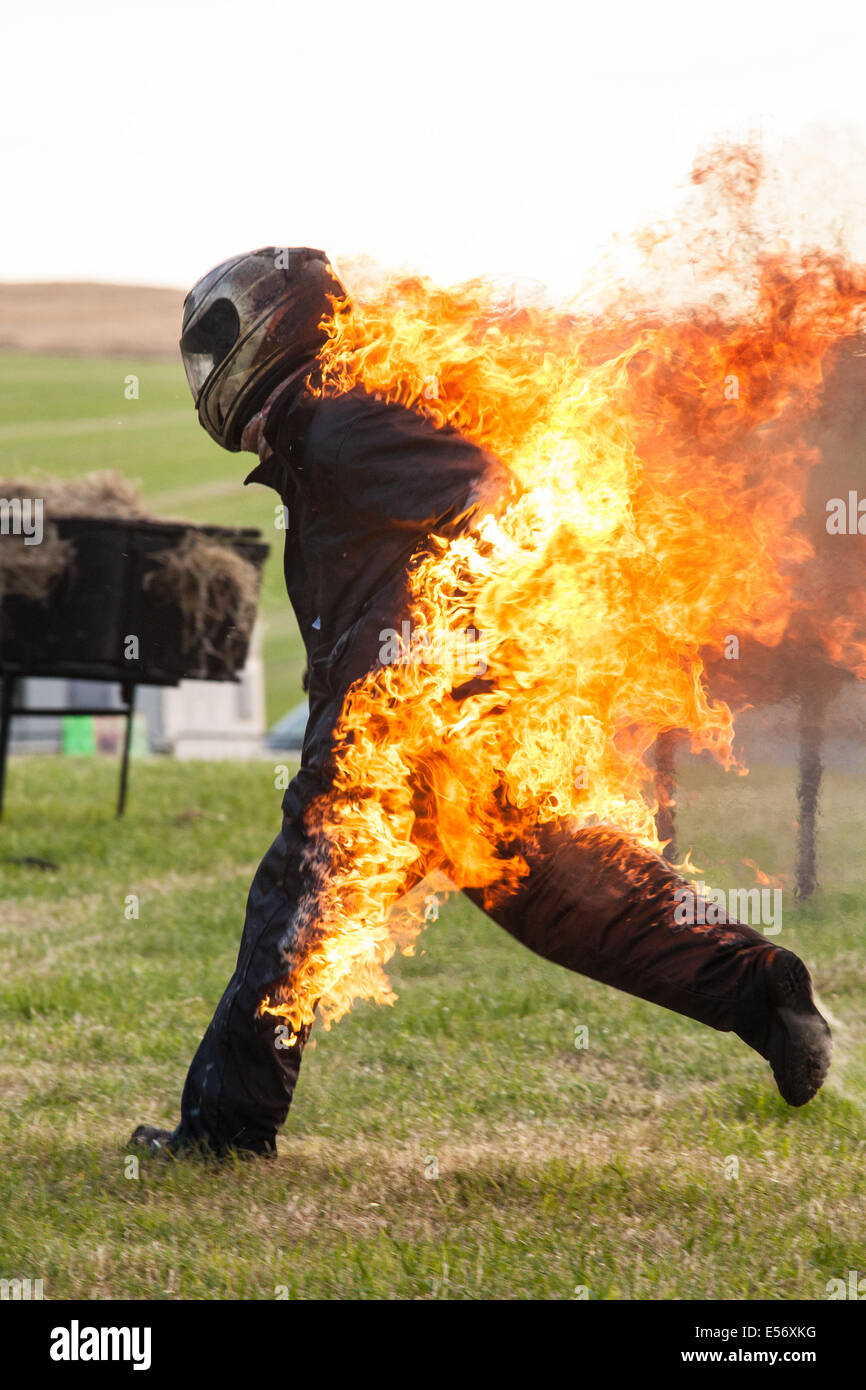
[466,820,832,1105]
[131,813,318,1156]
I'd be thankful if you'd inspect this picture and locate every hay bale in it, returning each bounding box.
[0,469,148,519]
[143,532,261,672]
[0,529,72,608]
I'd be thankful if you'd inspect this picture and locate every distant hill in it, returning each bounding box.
[0,282,185,359]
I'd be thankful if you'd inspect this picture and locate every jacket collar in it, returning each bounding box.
[242,367,315,491]
[243,455,283,490]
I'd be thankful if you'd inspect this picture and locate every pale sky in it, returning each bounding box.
[2,0,866,295]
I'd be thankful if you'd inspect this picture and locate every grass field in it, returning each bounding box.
[0,754,863,1300]
[1,352,864,1300]
[0,352,307,722]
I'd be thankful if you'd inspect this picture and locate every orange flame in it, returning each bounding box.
[742,858,787,890]
[260,143,866,1040]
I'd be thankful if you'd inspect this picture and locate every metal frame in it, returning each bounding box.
[0,669,137,819]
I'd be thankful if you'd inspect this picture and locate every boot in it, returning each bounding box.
[737,948,833,1106]
[128,1124,276,1159]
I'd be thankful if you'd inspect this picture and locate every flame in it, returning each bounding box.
[260,143,866,1041]
[742,858,787,890]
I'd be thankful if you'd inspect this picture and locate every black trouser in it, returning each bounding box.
[175,811,779,1152]
[176,816,314,1153]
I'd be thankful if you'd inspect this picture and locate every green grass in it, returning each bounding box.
[0,755,863,1300]
[0,352,306,722]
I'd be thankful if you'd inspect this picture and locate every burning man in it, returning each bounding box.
[131,248,833,1157]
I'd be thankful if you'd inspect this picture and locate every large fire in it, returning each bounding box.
[260,143,866,1042]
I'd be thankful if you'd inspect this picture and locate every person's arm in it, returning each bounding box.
[320,389,519,537]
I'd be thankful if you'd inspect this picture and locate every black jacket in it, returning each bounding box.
[245,382,514,822]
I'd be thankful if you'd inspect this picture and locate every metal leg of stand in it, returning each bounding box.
[0,671,15,821]
[117,683,136,818]
[654,729,679,862]
[795,690,825,900]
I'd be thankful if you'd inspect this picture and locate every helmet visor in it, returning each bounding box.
[180,298,241,402]
[182,347,217,400]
